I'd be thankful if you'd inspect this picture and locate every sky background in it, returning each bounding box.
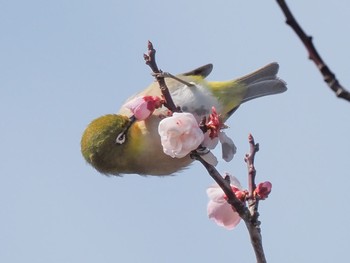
[1,0,350,262]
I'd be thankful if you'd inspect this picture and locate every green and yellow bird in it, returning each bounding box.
[81,63,287,176]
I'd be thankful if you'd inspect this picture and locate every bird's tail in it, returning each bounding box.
[209,62,287,118]
[236,62,287,104]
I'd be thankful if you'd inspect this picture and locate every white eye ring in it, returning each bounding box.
[115,115,136,145]
[116,132,126,144]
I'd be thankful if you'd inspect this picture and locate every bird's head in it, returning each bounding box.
[81,114,142,175]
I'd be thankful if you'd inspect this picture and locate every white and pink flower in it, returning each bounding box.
[158,112,204,158]
[207,175,243,230]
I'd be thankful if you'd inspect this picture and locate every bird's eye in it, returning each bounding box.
[115,115,136,145]
[116,132,126,144]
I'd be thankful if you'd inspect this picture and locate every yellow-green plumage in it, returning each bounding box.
[81,115,141,174]
[81,63,287,176]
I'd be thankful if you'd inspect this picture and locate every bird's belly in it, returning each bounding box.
[171,84,221,120]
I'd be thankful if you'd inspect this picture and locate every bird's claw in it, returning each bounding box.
[152,71,195,87]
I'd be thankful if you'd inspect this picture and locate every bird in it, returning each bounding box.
[81,63,287,176]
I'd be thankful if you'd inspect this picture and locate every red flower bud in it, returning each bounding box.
[254,181,272,200]
[124,96,163,120]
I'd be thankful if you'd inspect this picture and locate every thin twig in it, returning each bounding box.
[246,134,259,198]
[276,0,350,102]
[244,221,266,263]
[244,134,266,263]
[245,134,260,224]
[143,41,181,112]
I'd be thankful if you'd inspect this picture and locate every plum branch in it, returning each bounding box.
[143,41,181,112]
[276,0,350,102]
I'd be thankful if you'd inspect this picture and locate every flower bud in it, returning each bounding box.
[254,181,272,200]
[124,96,162,120]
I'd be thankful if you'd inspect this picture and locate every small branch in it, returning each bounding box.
[276,0,350,102]
[245,134,260,224]
[244,221,266,263]
[244,134,265,263]
[143,41,180,112]
[245,134,259,198]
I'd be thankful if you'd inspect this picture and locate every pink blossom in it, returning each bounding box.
[207,175,242,230]
[124,96,163,120]
[254,181,272,200]
[158,112,204,158]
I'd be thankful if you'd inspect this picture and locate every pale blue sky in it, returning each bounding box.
[1,1,350,262]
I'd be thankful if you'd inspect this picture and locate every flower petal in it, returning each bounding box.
[226,174,243,190]
[200,151,218,166]
[206,174,242,201]
[219,132,237,162]
[202,132,219,149]
[124,97,152,120]
[207,200,241,230]
[206,184,225,202]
